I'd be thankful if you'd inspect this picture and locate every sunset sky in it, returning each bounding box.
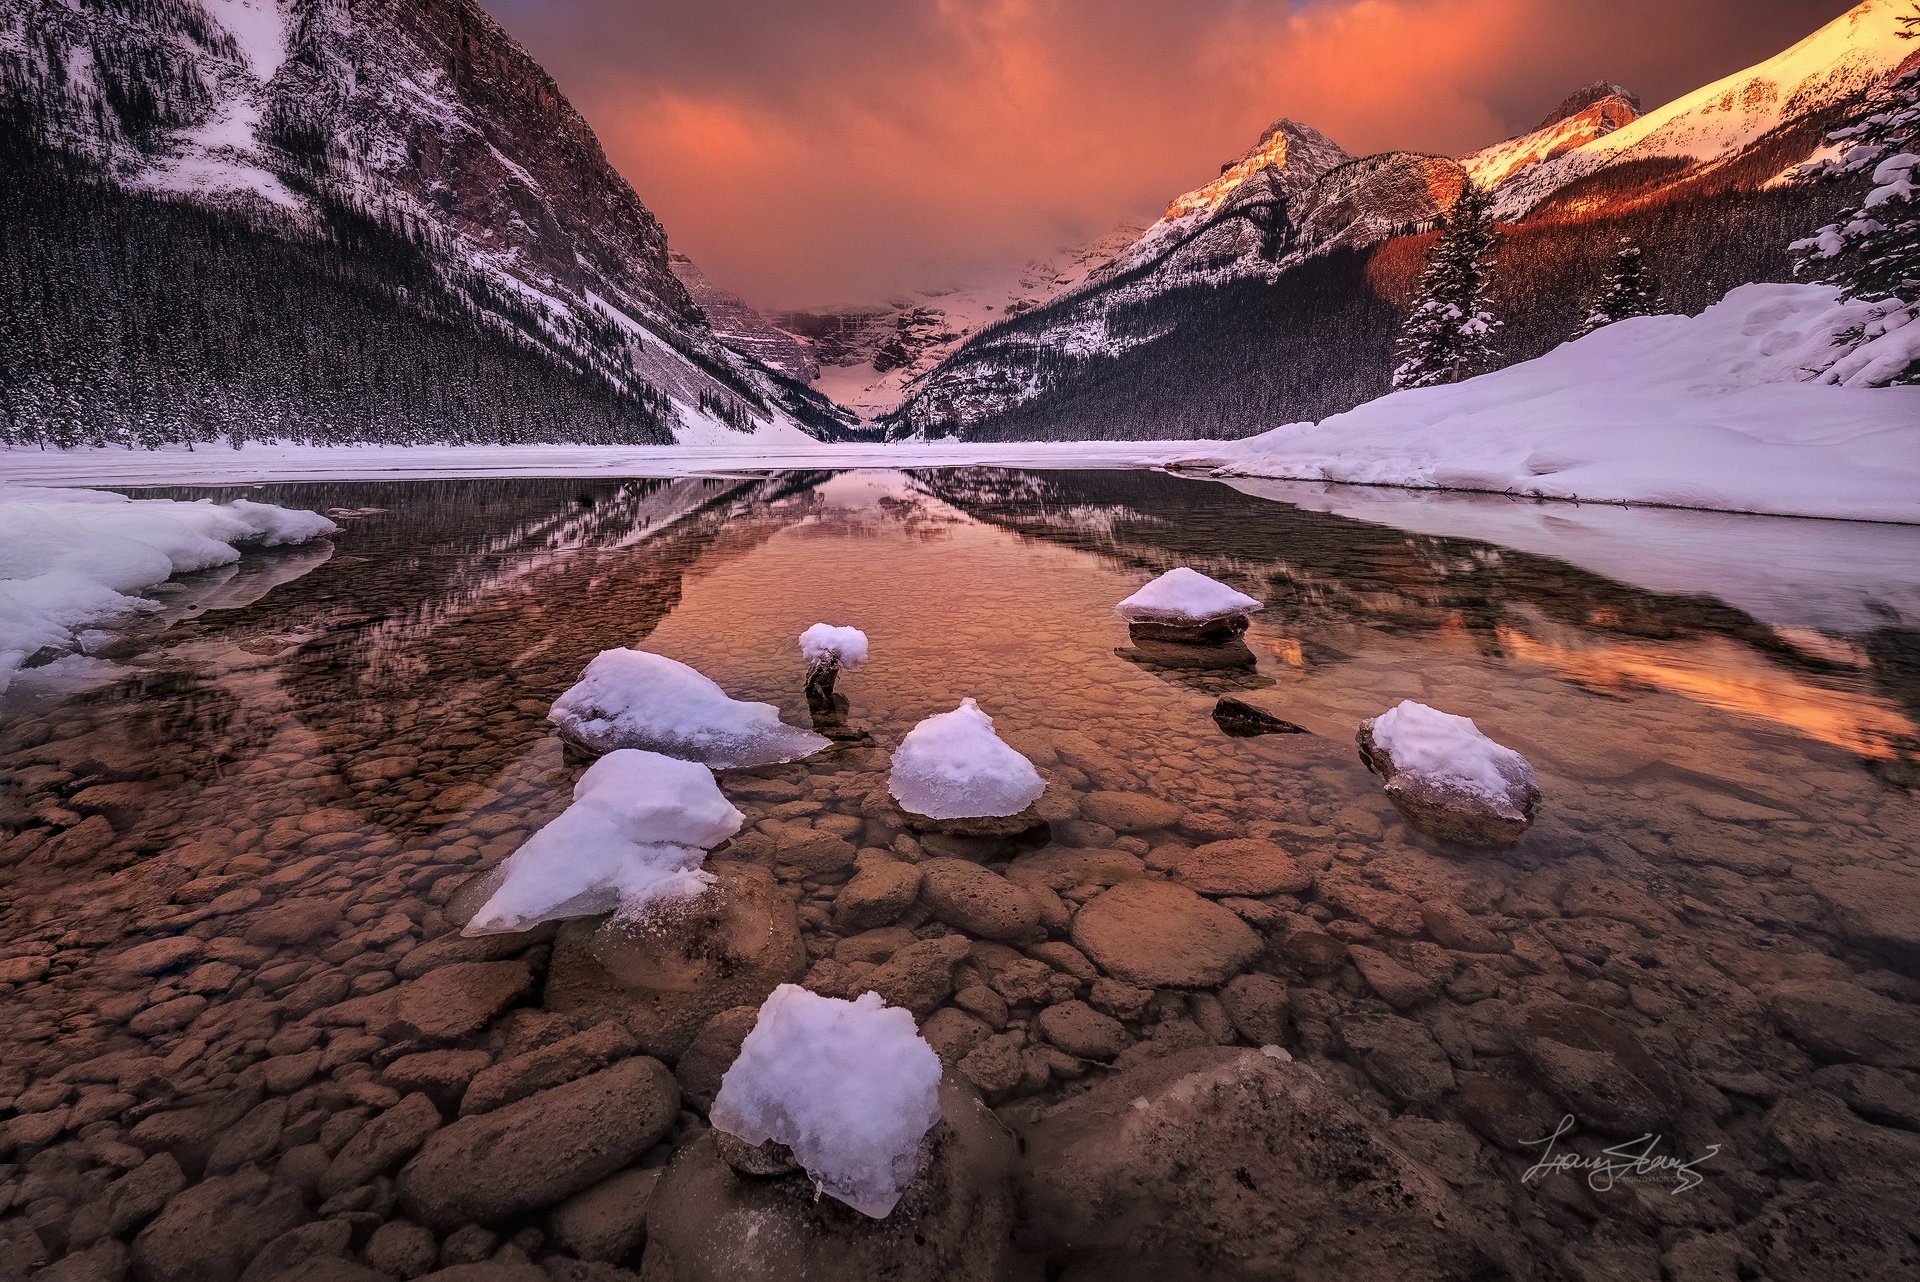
[482,0,1859,308]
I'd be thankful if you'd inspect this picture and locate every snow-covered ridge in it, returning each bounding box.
[1462,85,1641,192]
[0,487,337,696]
[1487,0,1918,217]
[1176,283,1920,523]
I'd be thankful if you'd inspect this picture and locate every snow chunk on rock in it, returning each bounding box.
[1358,700,1541,848]
[1117,567,1262,624]
[549,649,830,768]
[799,624,869,670]
[464,749,743,935]
[710,985,942,1217]
[889,698,1045,822]
[0,486,337,695]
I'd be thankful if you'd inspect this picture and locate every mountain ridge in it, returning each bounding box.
[885,0,1913,441]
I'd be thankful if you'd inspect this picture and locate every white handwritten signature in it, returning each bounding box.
[1520,1115,1720,1195]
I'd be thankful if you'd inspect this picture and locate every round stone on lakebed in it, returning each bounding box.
[1175,839,1311,897]
[1070,880,1262,987]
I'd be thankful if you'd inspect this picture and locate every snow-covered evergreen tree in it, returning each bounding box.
[1791,3,1919,386]
[1577,237,1661,336]
[1392,181,1502,389]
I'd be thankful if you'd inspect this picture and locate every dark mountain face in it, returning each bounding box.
[0,0,853,446]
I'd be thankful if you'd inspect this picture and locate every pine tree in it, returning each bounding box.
[1791,3,1919,385]
[1392,181,1502,389]
[1577,236,1660,336]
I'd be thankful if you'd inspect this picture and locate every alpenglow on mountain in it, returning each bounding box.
[0,0,849,447]
[885,0,1918,443]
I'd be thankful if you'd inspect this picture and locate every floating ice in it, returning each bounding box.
[888,698,1045,820]
[710,985,942,1218]
[0,486,337,696]
[799,623,869,670]
[1116,567,1262,624]
[1366,700,1536,814]
[548,649,830,767]
[463,749,744,935]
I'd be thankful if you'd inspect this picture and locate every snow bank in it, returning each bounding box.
[464,749,742,935]
[710,985,942,1217]
[799,624,869,669]
[1116,567,1261,623]
[889,698,1045,820]
[0,486,337,694]
[549,649,830,767]
[1185,284,1920,523]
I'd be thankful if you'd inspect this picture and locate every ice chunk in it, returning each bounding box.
[888,698,1045,820]
[549,649,830,768]
[710,985,942,1217]
[1366,701,1535,812]
[799,623,869,670]
[0,486,337,696]
[1116,567,1262,623]
[463,749,744,935]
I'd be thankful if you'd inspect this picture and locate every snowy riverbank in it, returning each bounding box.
[1177,284,1920,524]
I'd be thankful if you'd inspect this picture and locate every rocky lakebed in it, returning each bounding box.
[2,469,1918,1282]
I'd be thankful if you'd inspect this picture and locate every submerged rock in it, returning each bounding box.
[398,1057,679,1228]
[1357,701,1540,848]
[1016,1045,1508,1280]
[1070,880,1261,987]
[642,1077,1021,1282]
[545,864,807,1060]
[1212,696,1309,737]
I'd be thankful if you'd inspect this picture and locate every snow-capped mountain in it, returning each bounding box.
[1462,83,1642,192]
[768,225,1145,421]
[889,0,1917,442]
[0,0,848,445]
[1484,0,1919,218]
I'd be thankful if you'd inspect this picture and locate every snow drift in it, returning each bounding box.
[463,749,743,935]
[1116,567,1262,625]
[710,985,942,1217]
[549,649,830,767]
[1182,284,1920,523]
[888,698,1046,821]
[0,486,337,695]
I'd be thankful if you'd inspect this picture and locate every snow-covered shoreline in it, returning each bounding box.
[1180,284,1920,525]
[6,286,1916,524]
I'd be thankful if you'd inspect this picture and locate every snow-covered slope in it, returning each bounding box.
[1487,0,1919,217]
[0,0,842,443]
[1462,83,1641,192]
[1174,283,1920,523]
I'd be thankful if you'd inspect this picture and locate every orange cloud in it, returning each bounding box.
[485,0,1859,307]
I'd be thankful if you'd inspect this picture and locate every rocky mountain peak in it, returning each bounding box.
[1535,82,1642,132]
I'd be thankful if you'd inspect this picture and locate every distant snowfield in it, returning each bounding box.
[8,286,1916,524]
